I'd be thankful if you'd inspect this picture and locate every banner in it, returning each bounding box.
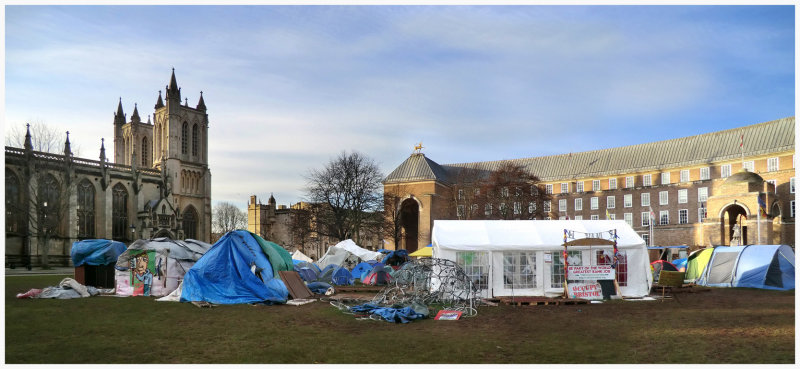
[567,265,615,280]
[568,283,603,300]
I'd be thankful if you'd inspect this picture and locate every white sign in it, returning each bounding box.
[567,265,615,280]
[568,283,603,300]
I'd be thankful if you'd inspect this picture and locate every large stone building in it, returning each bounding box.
[384,117,795,253]
[5,70,212,268]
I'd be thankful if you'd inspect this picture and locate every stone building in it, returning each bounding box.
[384,117,795,253]
[5,70,212,268]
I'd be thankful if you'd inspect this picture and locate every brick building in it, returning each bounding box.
[384,117,795,253]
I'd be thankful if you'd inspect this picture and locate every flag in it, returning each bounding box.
[648,206,656,220]
[758,196,767,216]
[606,209,611,220]
[740,132,744,148]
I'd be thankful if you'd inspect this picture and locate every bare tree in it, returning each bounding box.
[212,202,246,234]
[22,171,71,269]
[479,162,550,220]
[446,165,487,220]
[288,203,314,253]
[304,151,383,242]
[6,121,80,156]
[382,184,407,248]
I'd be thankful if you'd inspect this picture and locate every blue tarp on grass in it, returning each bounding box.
[180,230,289,304]
[70,239,127,266]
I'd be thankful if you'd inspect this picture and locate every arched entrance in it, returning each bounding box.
[400,198,419,253]
[721,204,748,246]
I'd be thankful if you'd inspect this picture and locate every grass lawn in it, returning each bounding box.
[4,274,795,364]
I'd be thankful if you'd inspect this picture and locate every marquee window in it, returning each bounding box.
[456,251,490,292]
[503,252,537,289]
[550,251,582,288]
[596,250,628,286]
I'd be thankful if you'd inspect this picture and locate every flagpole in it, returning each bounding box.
[757,203,761,245]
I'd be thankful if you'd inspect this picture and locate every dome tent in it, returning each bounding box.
[696,245,794,290]
[114,237,212,297]
[180,230,293,304]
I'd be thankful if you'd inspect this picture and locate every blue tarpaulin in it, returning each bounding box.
[180,230,289,304]
[70,239,127,266]
[349,303,426,323]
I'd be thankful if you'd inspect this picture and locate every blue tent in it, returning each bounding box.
[180,230,289,304]
[362,265,393,285]
[295,261,322,274]
[351,261,375,280]
[70,239,127,266]
[296,267,318,282]
[381,250,410,267]
[734,245,795,290]
[319,266,354,286]
[697,245,795,290]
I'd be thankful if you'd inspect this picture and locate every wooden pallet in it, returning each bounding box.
[497,297,589,306]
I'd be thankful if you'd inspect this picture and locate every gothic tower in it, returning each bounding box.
[151,69,212,241]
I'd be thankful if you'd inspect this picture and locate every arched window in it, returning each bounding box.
[182,205,198,240]
[192,124,199,157]
[77,179,95,238]
[112,183,129,240]
[38,174,61,235]
[142,136,148,167]
[181,122,188,154]
[5,169,20,233]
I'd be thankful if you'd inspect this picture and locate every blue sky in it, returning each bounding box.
[4,5,795,210]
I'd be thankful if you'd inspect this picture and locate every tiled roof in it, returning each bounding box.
[384,153,451,183]
[385,117,795,184]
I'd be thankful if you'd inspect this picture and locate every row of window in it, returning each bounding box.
[5,172,198,240]
[180,122,201,157]
[556,187,710,212]
[544,158,789,195]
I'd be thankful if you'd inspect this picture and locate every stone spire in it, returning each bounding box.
[99,138,106,163]
[24,123,32,151]
[154,90,164,110]
[166,68,181,103]
[196,91,206,111]
[114,98,126,125]
[64,131,72,156]
[131,103,141,123]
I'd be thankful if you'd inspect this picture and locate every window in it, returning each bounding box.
[550,251,582,288]
[576,181,584,193]
[545,184,553,194]
[698,187,708,202]
[592,180,600,191]
[661,172,670,185]
[457,205,465,217]
[791,201,795,218]
[643,174,652,187]
[141,136,148,167]
[659,191,668,205]
[680,170,689,183]
[528,202,536,214]
[608,213,616,220]
[38,174,61,235]
[5,170,20,233]
[181,122,188,155]
[513,202,521,215]
[625,176,634,188]
[471,204,479,215]
[791,178,795,193]
[698,207,707,223]
[596,250,628,286]
[721,164,732,178]
[112,183,129,240]
[767,157,779,172]
[641,234,650,246]
[499,203,507,216]
[743,161,755,172]
[77,180,95,238]
[642,212,650,227]
[515,187,522,197]
[574,215,583,220]
[641,193,650,207]
[590,197,598,210]
[559,199,567,212]
[183,206,198,240]
[503,252,537,289]
[624,194,632,208]
[575,198,582,211]
[590,215,599,220]
[561,183,569,194]
[501,187,509,197]
[678,189,688,204]
[624,213,633,226]
[474,188,480,196]
[530,186,538,195]
[659,210,669,225]
[457,189,464,200]
[679,209,688,224]
[607,196,615,209]
[700,167,710,180]
[485,203,492,216]
[192,124,199,156]
[609,178,617,190]
[457,251,490,292]
[543,201,551,212]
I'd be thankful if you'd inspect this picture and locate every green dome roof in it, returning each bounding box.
[723,169,764,186]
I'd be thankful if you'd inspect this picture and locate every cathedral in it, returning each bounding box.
[5,70,212,268]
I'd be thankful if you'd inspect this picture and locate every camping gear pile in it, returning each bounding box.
[687,245,794,290]
[16,278,110,299]
[114,237,213,297]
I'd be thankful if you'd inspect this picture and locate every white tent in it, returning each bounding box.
[291,250,314,263]
[316,239,384,270]
[115,238,212,297]
[432,220,652,298]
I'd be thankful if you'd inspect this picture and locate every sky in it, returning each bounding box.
[4,4,795,210]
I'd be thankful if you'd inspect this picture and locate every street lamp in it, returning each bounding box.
[130,224,136,242]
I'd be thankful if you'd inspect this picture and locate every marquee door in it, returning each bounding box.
[492,251,544,297]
